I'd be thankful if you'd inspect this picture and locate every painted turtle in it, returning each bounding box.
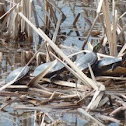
[100,67,126,76]
[32,47,80,77]
[93,52,126,75]
[32,43,102,78]
[74,43,102,71]
[32,61,64,77]
[6,66,30,83]
[74,52,97,71]
[96,57,122,71]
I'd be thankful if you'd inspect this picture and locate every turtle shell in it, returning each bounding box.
[32,61,64,77]
[74,52,97,71]
[97,57,122,70]
[6,66,30,83]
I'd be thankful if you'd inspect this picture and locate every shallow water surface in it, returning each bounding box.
[0,0,126,126]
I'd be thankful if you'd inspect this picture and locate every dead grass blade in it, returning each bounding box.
[52,13,62,43]
[82,0,103,49]
[82,14,99,50]
[29,88,61,98]
[50,80,89,90]
[111,0,118,56]
[96,114,120,124]
[78,108,105,126]
[50,51,100,90]
[86,90,104,111]
[102,0,112,55]
[0,44,43,91]
[0,4,17,20]
[110,106,126,116]
[118,43,126,57]
[0,52,2,62]
[28,60,57,87]
[117,24,126,42]
[19,12,100,90]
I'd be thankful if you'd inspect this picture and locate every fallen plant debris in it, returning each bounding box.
[0,0,126,125]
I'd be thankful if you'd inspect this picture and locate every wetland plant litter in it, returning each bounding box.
[0,0,126,125]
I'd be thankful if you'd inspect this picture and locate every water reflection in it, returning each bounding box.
[0,110,34,126]
[0,103,124,125]
[109,123,119,126]
[57,113,87,126]
[0,110,88,126]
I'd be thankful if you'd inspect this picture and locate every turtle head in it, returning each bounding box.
[122,52,126,61]
[122,52,126,66]
[93,43,102,53]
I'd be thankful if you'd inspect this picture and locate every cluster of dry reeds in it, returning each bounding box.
[0,0,126,125]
